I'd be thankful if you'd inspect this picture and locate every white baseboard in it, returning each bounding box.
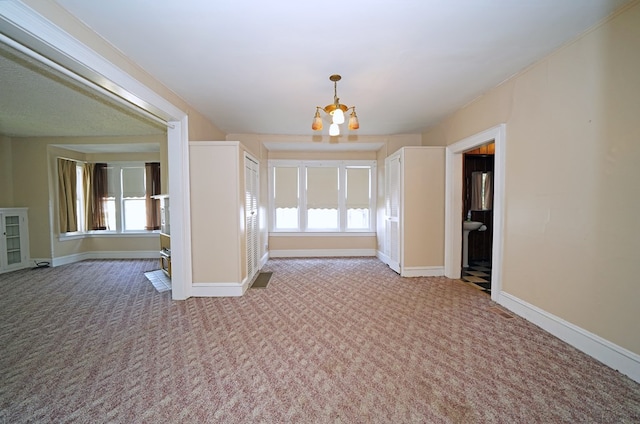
[498,291,640,384]
[51,252,91,267]
[401,266,444,277]
[51,250,159,267]
[269,249,376,258]
[191,280,250,297]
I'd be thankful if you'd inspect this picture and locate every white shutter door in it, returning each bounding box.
[245,156,259,280]
[245,162,254,279]
[385,154,401,273]
[250,160,259,277]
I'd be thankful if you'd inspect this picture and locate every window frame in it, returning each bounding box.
[268,159,376,234]
[104,162,150,233]
[59,160,158,239]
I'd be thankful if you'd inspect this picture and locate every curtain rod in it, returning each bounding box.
[0,33,174,130]
[56,156,84,164]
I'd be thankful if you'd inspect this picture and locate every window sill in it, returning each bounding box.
[59,230,160,241]
[269,232,376,237]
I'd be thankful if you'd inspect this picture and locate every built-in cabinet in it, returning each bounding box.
[189,142,260,296]
[0,208,30,273]
[382,147,445,277]
[153,195,171,277]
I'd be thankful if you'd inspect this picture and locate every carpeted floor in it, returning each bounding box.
[0,258,639,423]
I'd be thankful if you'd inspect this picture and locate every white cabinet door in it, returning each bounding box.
[384,154,401,273]
[245,155,260,281]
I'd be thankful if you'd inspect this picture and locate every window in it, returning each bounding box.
[270,160,376,233]
[106,165,148,231]
[273,166,299,229]
[345,166,371,230]
[306,166,339,230]
[58,160,159,234]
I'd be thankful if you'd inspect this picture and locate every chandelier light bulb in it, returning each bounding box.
[332,108,345,125]
[329,123,340,136]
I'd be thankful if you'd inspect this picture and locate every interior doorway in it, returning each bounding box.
[444,125,505,302]
[460,143,495,294]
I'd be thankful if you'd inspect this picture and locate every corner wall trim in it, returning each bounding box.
[377,250,391,265]
[260,252,270,268]
[498,291,640,384]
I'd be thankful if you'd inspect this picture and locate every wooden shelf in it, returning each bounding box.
[159,232,171,277]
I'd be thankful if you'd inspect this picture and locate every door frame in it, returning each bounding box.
[444,124,506,302]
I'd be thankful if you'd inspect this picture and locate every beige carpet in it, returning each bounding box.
[0,258,638,423]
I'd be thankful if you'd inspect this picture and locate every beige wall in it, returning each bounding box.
[84,236,159,253]
[402,147,445,268]
[12,138,51,259]
[269,235,376,252]
[422,3,640,354]
[189,142,243,284]
[187,115,226,141]
[268,150,378,161]
[0,136,14,206]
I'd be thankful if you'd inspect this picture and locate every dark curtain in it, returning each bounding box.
[145,162,161,230]
[57,158,78,233]
[84,163,108,230]
[91,163,108,230]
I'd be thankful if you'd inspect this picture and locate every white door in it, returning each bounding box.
[384,154,401,273]
[244,156,259,280]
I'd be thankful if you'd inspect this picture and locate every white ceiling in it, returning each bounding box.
[1,0,631,141]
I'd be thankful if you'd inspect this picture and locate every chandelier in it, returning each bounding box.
[311,74,359,136]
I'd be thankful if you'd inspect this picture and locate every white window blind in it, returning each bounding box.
[269,160,376,233]
[122,167,145,198]
[346,167,370,209]
[273,167,298,208]
[306,166,338,209]
[106,166,116,198]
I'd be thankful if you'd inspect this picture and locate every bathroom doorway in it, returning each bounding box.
[461,143,495,294]
[444,124,505,302]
